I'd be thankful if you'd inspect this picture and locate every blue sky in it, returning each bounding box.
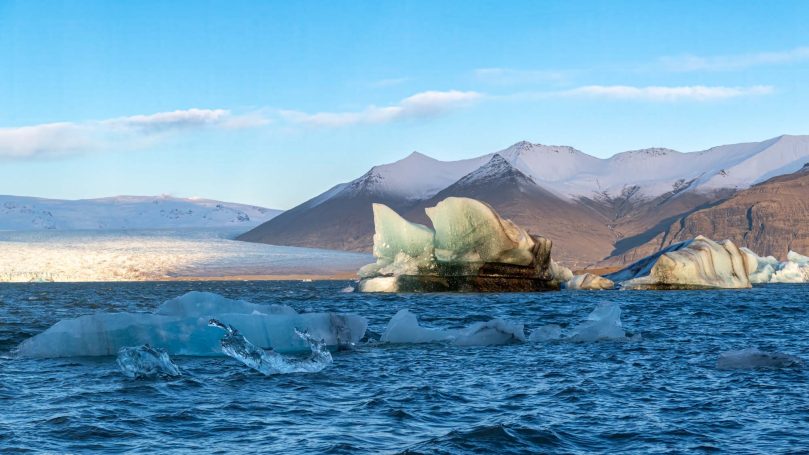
[1,1,808,208]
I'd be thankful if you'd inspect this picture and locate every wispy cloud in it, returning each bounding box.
[474,67,571,85]
[660,46,809,72]
[280,90,482,127]
[557,85,774,101]
[0,108,269,159]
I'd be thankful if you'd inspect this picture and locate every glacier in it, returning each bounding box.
[741,248,809,284]
[16,292,367,358]
[117,345,181,378]
[210,320,332,375]
[380,309,525,346]
[358,197,564,292]
[606,236,752,290]
[716,348,804,369]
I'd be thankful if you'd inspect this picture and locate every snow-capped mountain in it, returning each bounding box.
[240,135,809,266]
[0,195,281,231]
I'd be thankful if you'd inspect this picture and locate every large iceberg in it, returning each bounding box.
[16,291,367,358]
[741,248,809,284]
[358,197,563,292]
[380,309,526,346]
[606,236,752,290]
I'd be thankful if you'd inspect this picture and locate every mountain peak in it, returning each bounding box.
[452,153,534,187]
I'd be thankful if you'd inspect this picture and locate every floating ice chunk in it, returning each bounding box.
[339,285,355,293]
[381,309,454,343]
[550,260,574,283]
[210,320,331,375]
[567,303,626,342]
[156,291,296,317]
[17,292,367,358]
[739,248,809,284]
[608,236,752,290]
[117,345,181,379]
[528,324,562,342]
[358,276,399,293]
[717,348,804,370]
[425,197,535,265]
[380,309,525,346]
[565,273,614,290]
[453,319,526,346]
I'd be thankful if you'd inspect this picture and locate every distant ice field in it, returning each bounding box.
[0,229,371,282]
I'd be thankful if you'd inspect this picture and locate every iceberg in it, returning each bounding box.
[567,303,627,342]
[528,324,562,342]
[380,309,525,346]
[716,348,804,369]
[117,344,181,378]
[527,303,634,342]
[16,292,367,358]
[210,320,331,375]
[564,273,615,290]
[381,310,454,343]
[606,236,752,290]
[740,248,809,284]
[358,197,563,292]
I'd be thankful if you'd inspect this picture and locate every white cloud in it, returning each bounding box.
[280,90,482,127]
[660,46,809,72]
[558,85,774,101]
[0,109,268,159]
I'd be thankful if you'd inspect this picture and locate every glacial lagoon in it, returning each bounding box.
[2,280,808,453]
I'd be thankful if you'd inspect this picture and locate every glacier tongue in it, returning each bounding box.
[210,320,332,375]
[117,345,181,379]
[16,292,367,358]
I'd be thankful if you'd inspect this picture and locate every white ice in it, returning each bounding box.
[16,292,367,358]
[117,344,181,378]
[740,248,809,284]
[716,348,804,369]
[425,197,536,265]
[0,229,371,282]
[380,309,525,346]
[567,303,627,342]
[564,273,614,290]
[528,324,562,342]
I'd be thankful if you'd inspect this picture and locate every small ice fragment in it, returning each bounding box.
[339,285,355,293]
[529,324,563,342]
[117,344,181,379]
[453,319,526,346]
[209,319,332,375]
[717,348,804,370]
[567,303,626,342]
[381,310,453,344]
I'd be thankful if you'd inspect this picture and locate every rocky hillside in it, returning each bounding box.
[608,163,809,263]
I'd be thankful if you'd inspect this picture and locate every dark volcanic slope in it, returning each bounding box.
[406,155,617,267]
[609,164,809,262]
[237,183,415,252]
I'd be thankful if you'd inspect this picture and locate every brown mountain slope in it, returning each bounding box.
[607,163,809,262]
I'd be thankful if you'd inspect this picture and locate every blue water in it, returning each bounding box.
[2,282,808,453]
